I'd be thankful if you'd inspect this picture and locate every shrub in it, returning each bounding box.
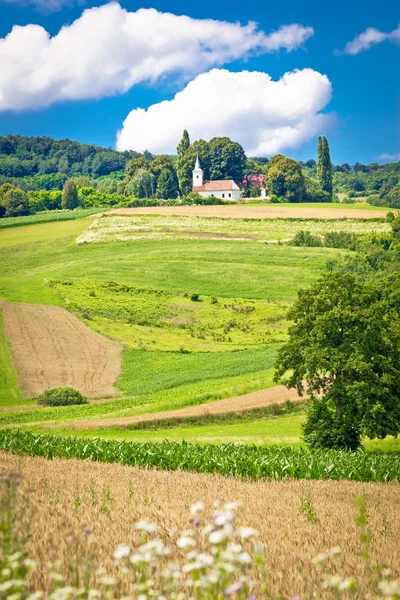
[290,230,323,247]
[36,387,88,406]
[0,187,30,217]
[324,231,358,250]
[190,293,200,302]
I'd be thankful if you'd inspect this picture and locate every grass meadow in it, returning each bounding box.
[0,210,398,452]
[1,208,399,599]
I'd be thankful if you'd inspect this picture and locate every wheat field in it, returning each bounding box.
[2,452,399,598]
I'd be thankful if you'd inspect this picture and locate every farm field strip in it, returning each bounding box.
[106,204,389,220]
[77,213,390,245]
[0,301,122,399]
[2,452,399,598]
[0,429,399,482]
[47,278,290,352]
[59,383,303,430]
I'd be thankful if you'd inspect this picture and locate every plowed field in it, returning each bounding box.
[0,302,121,398]
[107,204,385,220]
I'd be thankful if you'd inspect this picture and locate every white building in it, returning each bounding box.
[192,156,241,201]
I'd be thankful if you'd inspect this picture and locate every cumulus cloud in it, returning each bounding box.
[340,23,400,55]
[0,0,82,12]
[116,68,336,156]
[378,153,400,162]
[0,2,313,111]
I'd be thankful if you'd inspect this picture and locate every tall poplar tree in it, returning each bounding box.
[317,136,333,198]
[177,130,191,195]
[62,180,79,209]
[177,130,190,158]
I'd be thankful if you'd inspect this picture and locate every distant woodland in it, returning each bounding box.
[0,133,399,217]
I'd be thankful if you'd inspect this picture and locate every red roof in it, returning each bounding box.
[193,180,239,192]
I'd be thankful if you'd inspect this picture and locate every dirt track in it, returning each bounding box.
[66,384,303,430]
[107,205,385,220]
[1,302,122,398]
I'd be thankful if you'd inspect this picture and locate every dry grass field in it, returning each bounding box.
[1,452,399,598]
[107,205,387,220]
[62,384,302,430]
[0,302,122,398]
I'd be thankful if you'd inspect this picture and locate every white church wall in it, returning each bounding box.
[197,190,241,201]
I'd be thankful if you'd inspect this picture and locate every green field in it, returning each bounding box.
[0,209,398,456]
[77,213,389,244]
[0,208,102,229]
[0,312,24,407]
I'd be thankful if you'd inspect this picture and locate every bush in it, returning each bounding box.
[290,230,322,247]
[324,231,358,250]
[190,293,200,302]
[1,187,30,217]
[37,387,88,407]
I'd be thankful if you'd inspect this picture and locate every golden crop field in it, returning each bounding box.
[2,452,399,599]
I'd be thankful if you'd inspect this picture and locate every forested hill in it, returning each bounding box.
[0,134,399,208]
[0,134,144,189]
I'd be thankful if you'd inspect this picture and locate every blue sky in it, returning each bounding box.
[0,0,398,164]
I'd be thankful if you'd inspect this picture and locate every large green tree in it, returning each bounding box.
[127,168,155,198]
[317,136,333,198]
[61,180,79,209]
[156,169,179,199]
[208,137,246,183]
[265,155,305,202]
[275,272,400,450]
[125,157,149,180]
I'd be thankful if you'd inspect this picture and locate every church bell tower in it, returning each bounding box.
[192,155,203,187]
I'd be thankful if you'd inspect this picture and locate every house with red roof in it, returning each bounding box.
[241,173,267,198]
[192,156,241,201]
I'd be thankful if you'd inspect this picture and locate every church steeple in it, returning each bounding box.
[193,155,203,187]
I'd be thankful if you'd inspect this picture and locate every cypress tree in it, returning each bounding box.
[317,136,333,199]
[177,130,190,157]
[62,180,79,209]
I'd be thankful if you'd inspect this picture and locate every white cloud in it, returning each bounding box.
[0,0,82,12]
[340,23,400,55]
[0,2,313,111]
[116,68,335,156]
[378,153,400,163]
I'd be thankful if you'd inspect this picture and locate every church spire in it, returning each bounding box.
[192,154,203,187]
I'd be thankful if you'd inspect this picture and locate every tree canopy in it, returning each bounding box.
[275,215,400,450]
[265,155,305,202]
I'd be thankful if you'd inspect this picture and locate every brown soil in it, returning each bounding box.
[106,205,385,220]
[0,302,122,398]
[2,453,399,598]
[65,384,303,430]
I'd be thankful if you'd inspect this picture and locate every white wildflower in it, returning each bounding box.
[135,520,159,533]
[113,544,130,560]
[190,502,205,515]
[236,527,259,539]
[177,536,196,549]
[224,502,243,511]
[209,530,227,545]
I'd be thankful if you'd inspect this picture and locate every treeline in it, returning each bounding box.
[1,132,399,215]
[0,134,142,185]
[303,158,400,208]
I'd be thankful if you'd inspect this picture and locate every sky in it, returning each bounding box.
[0,0,399,164]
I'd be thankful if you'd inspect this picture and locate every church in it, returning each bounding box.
[192,156,241,200]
